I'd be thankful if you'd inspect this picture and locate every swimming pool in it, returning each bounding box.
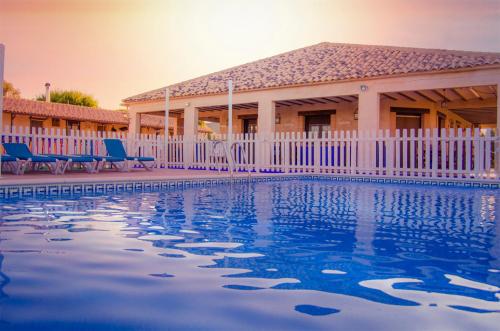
[0,179,499,330]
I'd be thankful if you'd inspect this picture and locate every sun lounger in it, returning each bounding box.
[0,155,25,174]
[2,143,59,175]
[103,139,155,171]
[76,154,128,172]
[43,154,98,174]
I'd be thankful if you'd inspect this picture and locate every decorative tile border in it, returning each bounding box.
[0,174,497,198]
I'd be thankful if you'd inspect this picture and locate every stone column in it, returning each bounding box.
[257,99,276,170]
[358,89,380,131]
[183,103,198,168]
[128,111,141,136]
[128,111,141,153]
[358,89,380,171]
[257,99,275,138]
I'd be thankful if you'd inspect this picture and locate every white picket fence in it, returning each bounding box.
[188,128,498,180]
[0,126,176,168]
[1,126,498,181]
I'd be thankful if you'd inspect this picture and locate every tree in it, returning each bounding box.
[36,90,98,108]
[3,81,21,98]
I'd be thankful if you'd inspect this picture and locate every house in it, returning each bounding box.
[1,97,179,135]
[123,42,499,139]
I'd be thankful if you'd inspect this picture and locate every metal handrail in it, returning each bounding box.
[230,142,252,177]
[209,140,252,178]
[210,140,232,174]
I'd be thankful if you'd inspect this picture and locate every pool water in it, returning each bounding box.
[0,180,499,330]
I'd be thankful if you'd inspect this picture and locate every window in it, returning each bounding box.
[97,125,105,132]
[30,118,44,132]
[52,118,60,127]
[396,115,421,130]
[437,112,446,136]
[66,120,80,134]
[391,107,429,131]
[305,115,330,137]
[243,118,258,134]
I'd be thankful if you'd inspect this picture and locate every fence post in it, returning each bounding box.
[313,131,320,173]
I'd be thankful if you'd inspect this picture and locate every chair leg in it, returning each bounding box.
[47,162,55,174]
[119,161,129,172]
[139,161,153,171]
[59,161,70,174]
[84,162,97,173]
[18,161,28,175]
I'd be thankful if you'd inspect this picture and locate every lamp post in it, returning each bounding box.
[227,80,233,148]
[164,87,169,169]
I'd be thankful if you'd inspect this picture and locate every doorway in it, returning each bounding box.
[243,118,257,134]
[396,115,422,131]
[305,114,330,137]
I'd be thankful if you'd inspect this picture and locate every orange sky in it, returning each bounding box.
[1,0,499,109]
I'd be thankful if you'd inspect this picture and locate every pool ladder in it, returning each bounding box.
[210,140,252,177]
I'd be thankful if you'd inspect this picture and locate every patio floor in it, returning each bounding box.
[0,168,266,186]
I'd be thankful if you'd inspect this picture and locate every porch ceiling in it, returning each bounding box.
[275,95,358,107]
[196,94,359,112]
[382,85,497,104]
[198,102,258,112]
[449,107,497,125]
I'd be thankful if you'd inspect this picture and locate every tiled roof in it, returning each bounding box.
[123,42,500,103]
[3,97,166,129]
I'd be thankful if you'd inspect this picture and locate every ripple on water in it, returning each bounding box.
[175,242,243,249]
[138,235,185,241]
[0,180,499,331]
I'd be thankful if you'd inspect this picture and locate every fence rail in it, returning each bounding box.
[1,126,498,181]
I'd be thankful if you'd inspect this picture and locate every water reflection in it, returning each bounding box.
[0,180,499,330]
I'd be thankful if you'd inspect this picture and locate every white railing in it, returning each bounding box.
[186,128,498,181]
[1,126,498,181]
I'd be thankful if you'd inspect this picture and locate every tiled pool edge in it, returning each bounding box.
[0,173,498,198]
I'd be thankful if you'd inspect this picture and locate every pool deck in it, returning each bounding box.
[0,168,274,186]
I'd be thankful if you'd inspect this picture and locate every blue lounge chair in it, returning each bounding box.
[2,143,59,175]
[1,155,24,175]
[103,139,155,171]
[77,154,127,172]
[43,154,98,174]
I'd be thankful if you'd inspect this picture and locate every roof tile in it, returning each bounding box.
[3,98,166,129]
[123,42,500,103]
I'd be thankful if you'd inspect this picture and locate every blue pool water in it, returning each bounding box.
[0,179,499,330]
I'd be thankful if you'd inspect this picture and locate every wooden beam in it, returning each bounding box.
[381,93,397,101]
[308,98,326,104]
[287,100,306,106]
[297,99,314,105]
[469,87,484,100]
[398,92,417,102]
[298,109,336,116]
[489,85,497,96]
[237,114,258,120]
[433,89,451,102]
[414,91,436,103]
[335,96,353,103]
[321,97,339,103]
[451,88,467,102]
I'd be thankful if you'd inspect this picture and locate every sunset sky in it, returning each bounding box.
[1,0,499,109]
